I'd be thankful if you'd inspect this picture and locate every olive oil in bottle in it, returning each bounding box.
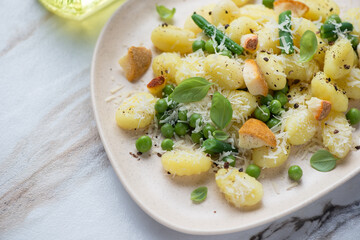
[39,0,120,20]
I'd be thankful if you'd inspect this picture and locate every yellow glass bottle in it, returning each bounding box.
[39,0,119,20]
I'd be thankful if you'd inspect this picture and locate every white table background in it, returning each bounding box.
[1,1,360,239]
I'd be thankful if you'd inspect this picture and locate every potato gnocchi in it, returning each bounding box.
[114,0,359,210]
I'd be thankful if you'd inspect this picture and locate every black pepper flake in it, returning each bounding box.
[274,84,277,87]
[157,153,162,157]
[334,129,339,134]
[326,77,331,82]
[330,7,333,12]
[214,211,217,213]
[209,11,212,15]
[355,146,360,150]
[293,79,300,84]
[325,122,328,125]
[193,11,197,14]
[224,162,230,169]
[129,152,139,159]
[224,24,229,29]
[238,168,243,172]
[266,72,269,75]
[161,22,168,27]
[137,152,142,156]
[287,94,291,98]
[206,153,211,157]
[344,64,350,69]
[225,10,228,14]
[334,85,338,91]
[263,57,269,62]
[294,103,299,109]
[250,28,254,33]
[167,171,171,174]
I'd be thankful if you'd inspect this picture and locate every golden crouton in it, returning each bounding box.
[238,118,276,149]
[119,46,152,81]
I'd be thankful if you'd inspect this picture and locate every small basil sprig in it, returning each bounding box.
[213,130,229,141]
[156,5,176,20]
[210,92,233,130]
[191,186,208,203]
[310,149,337,172]
[172,77,213,103]
[299,30,318,63]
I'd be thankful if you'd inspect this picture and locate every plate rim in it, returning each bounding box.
[90,0,360,235]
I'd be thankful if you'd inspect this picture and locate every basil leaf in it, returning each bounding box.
[213,130,229,141]
[210,92,233,130]
[191,186,208,203]
[310,149,337,172]
[156,5,176,20]
[299,30,318,63]
[172,77,213,103]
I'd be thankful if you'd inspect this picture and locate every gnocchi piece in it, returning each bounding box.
[311,72,348,112]
[256,23,281,54]
[175,54,205,85]
[238,4,276,23]
[335,68,360,99]
[284,108,317,145]
[216,169,263,207]
[225,17,259,44]
[231,0,251,7]
[211,0,239,26]
[297,0,340,21]
[161,149,212,176]
[204,54,245,90]
[222,90,257,123]
[322,112,352,158]
[152,52,181,83]
[115,92,156,130]
[184,4,215,34]
[256,52,286,90]
[151,25,195,54]
[252,137,291,168]
[287,81,312,106]
[147,76,166,97]
[282,54,320,82]
[324,38,354,80]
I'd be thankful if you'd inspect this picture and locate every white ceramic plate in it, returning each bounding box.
[91,0,360,235]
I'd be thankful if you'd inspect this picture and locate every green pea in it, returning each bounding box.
[245,164,261,179]
[155,99,168,113]
[279,82,289,94]
[266,118,281,129]
[174,122,189,136]
[274,91,288,106]
[254,105,271,122]
[325,14,341,25]
[269,99,282,114]
[260,94,273,106]
[202,124,216,138]
[162,84,175,97]
[219,49,232,58]
[346,108,360,125]
[161,139,174,151]
[223,155,236,167]
[191,131,203,143]
[204,40,217,53]
[178,110,188,121]
[135,135,152,153]
[161,123,174,138]
[189,113,202,128]
[192,40,205,52]
[288,165,303,181]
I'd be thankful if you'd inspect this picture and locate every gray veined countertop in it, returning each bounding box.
[1,1,360,239]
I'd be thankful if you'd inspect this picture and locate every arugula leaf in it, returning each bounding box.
[191,186,208,203]
[213,130,229,141]
[156,5,176,20]
[310,149,337,172]
[171,77,213,103]
[210,92,233,130]
[299,30,318,63]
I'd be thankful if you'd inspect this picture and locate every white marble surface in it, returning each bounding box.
[1,1,360,239]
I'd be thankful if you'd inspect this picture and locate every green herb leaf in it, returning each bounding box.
[212,130,229,141]
[210,92,233,130]
[191,186,208,203]
[263,0,275,9]
[310,149,337,172]
[172,77,213,103]
[299,30,318,63]
[156,5,176,20]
